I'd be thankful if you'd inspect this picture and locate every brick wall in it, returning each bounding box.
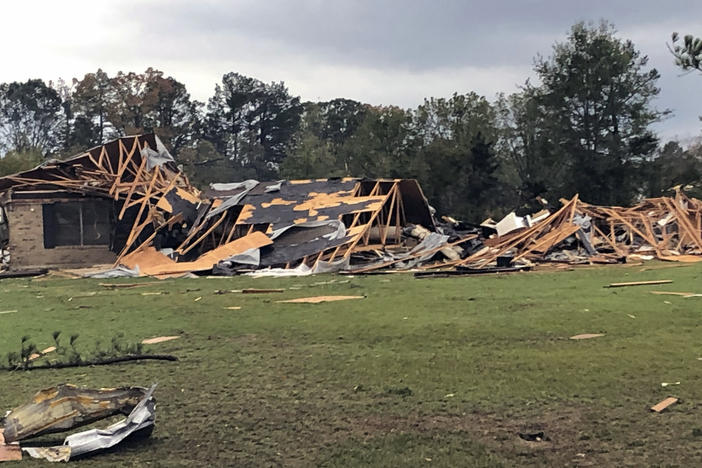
[4,198,116,269]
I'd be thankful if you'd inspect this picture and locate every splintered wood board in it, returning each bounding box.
[0,429,22,461]
[276,295,365,304]
[650,291,700,297]
[570,333,605,340]
[607,280,672,288]
[651,397,678,413]
[142,336,181,344]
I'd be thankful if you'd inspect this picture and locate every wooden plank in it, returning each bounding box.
[569,333,605,340]
[606,280,673,288]
[276,296,364,304]
[651,397,678,413]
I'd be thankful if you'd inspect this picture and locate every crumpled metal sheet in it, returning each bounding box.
[21,384,157,462]
[141,135,175,170]
[1,384,148,443]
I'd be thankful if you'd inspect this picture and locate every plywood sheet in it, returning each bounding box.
[121,231,272,276]
[651,397,678,413]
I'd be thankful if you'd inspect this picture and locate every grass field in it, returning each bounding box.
[1,262,701,467]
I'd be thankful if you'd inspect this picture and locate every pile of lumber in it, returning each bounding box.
[452,190,702,270]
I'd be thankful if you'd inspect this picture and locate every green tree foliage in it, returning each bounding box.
[0,148,44,177]
[413,93,503,221]
[205,73,302,180]
[670,32,702,73]
[338,105,415,178]
[643,141,702,198]
[495,90,562,210]
[280,102,338,178]
[0,79,65,156]
[71,69,115,146]
[530,21,666,205]
[176,140,232,188]
[107,69,199,155]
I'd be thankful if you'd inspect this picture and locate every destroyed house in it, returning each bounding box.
[0,134,437,273]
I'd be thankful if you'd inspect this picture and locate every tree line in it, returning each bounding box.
[1,21,701,222]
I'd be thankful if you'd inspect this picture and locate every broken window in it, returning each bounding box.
[42,201,112,248]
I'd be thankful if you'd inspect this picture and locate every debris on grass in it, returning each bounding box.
[99,282,163,289]
[1,384,149,442]
[276,295,365,304]
[3,331,178,372]
[0,429,21,462]
[650,397,678,413]
[570,333,605,340]
[0,310,17,315]
[224,306,242,310]
[15,384,157,462]
[650,290,699,297]
[518,431,549,442]
[141,336,180,345]
[242,288,285,294]
[660,381,680,387]
[606,280,673,288]
[28,346,56,361]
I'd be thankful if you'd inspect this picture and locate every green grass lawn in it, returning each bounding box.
[1,262,701,467]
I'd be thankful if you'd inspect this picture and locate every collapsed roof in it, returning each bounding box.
[0,134,437,275]
[1,134,700,277]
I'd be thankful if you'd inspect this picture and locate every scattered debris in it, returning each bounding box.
[649,290,696,297]
[18,384,157,462]
[1,134,700,277]
[518,431,549,442]
[224,306,242,310]
[242,288,285,294]
[99,281,163,289]
[570,333,605,340]
[651,397,678,413]
[607,280,673,288]
[661,381,681,387]
[0,429,21,462]
[276,295,365,304]
[1,385,148,442]
[0,310,17,315]
[141,336,180,345]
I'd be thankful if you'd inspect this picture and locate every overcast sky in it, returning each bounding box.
[2,0,700,141]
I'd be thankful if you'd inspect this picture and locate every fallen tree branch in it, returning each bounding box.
[3,354,178,371]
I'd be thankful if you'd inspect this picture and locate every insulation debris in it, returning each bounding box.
[276,295,365,304]
[0,134,700,277]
